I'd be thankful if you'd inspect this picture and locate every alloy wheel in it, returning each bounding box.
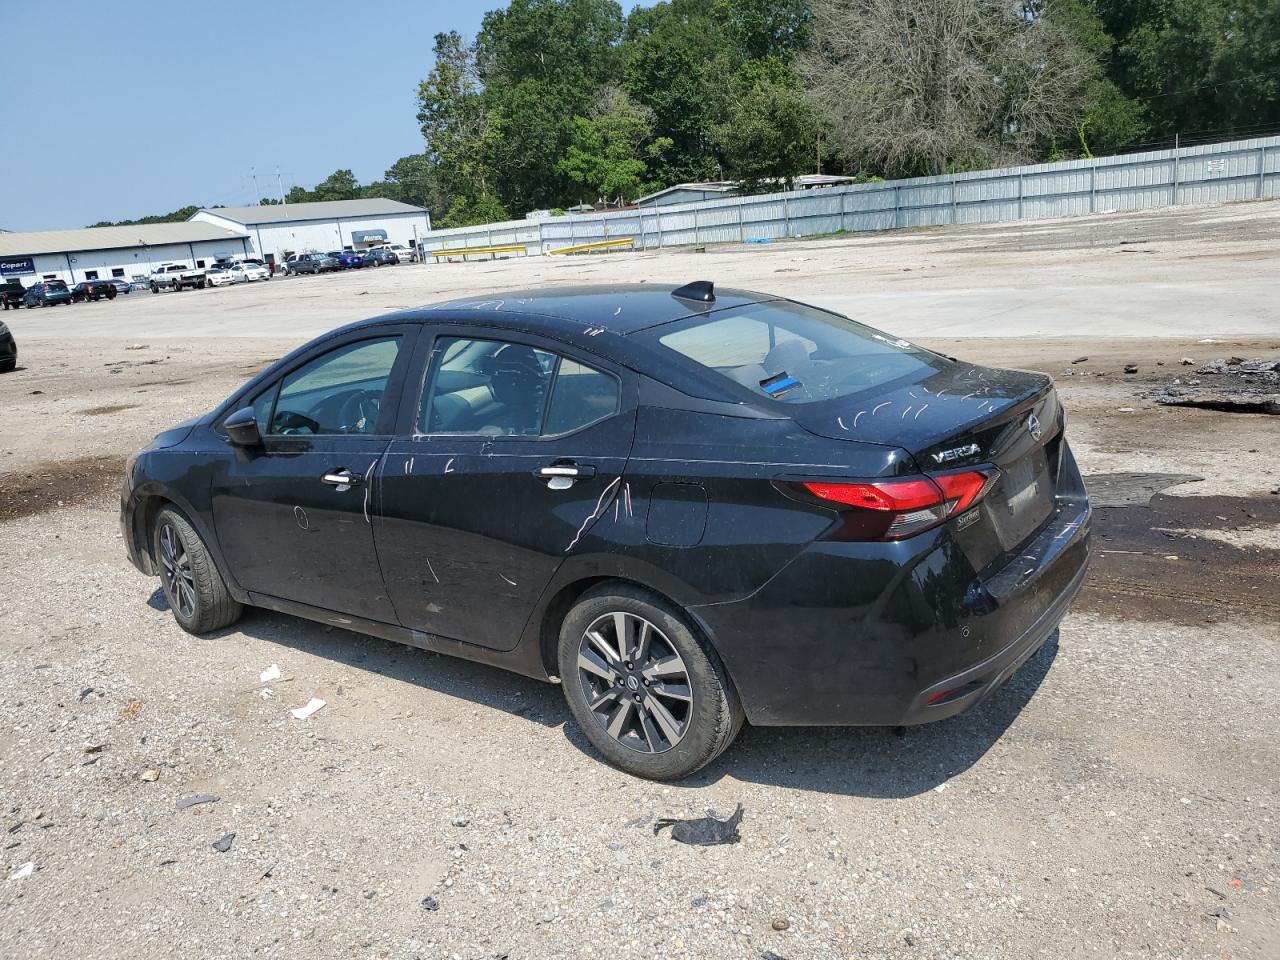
[576,612,693,754]
[158,522,197,619]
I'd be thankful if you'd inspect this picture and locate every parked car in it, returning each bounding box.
[0,318,15,372]
[150,263,206,293]
[205,265,240,288]
[1,279,26,310]
[22,280,73,307]
[335,250,366,269]
[363,247,398,266]
[230,261,271,283]
[106,278,132,295]
[383,243,418,263]
[121,281,1091,780]
[286,253,339,275]
[71,279,118,302]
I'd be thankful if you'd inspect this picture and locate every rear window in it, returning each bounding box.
[645,302,943,404]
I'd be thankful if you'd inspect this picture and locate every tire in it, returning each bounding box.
[152,506,243,635]
[0,358,15,373]
[150,283,159,294]
[557,583,743,780]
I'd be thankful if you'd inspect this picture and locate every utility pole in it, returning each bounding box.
[277,166,286,205]
[816,134,823,175]
[251,167,261,205]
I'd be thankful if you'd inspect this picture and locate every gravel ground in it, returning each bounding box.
[1,207,1278,959]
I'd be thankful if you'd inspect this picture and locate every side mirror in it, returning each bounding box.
[224,406,262,447]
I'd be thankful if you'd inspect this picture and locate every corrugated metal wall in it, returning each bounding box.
[420,136,1280,257]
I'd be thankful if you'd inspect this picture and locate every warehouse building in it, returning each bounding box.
[189,199,432,269]
[0,223,251,287]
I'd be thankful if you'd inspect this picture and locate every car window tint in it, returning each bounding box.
[251,385,278,435]
[270,337,400,436]
[649,302,941,404]
[419,337,555,437]
[545,358,620,435]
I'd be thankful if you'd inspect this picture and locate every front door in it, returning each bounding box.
[211,331,414,622]
[377,330,636,650]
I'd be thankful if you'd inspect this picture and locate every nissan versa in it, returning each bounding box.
[122,283,1090,779]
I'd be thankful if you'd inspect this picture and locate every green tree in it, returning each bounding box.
[417,30,493,204]
[437,192,510,228]
[310,169,359,201]
[558,87,670,202]
[713,60,825,189]
[1096,0,1280,139]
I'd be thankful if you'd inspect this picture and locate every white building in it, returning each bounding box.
[0,223,251,287]
[190,199,432,268]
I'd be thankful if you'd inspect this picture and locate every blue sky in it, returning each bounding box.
[0,1,652,232]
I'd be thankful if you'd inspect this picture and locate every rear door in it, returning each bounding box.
[376,326,636,650]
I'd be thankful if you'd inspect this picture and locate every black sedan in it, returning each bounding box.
[22,280,73,308]
[71,279,118,302]
[0,318,15,372]
[363,247,399,266]
[121,282,1090,780]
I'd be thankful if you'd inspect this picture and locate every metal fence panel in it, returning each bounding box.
[418,136,1280,257]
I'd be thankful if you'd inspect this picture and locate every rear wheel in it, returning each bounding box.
[557,584,743,780]
[152,506,242,635]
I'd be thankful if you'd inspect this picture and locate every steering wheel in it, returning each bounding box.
[336,389,381,434]
[274,410,321,435]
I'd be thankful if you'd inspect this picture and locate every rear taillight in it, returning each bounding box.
[800,468,999,541]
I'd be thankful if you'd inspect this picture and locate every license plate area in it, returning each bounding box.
[988,449,1054,550]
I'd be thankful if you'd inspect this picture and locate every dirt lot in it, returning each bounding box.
[1,203,1278,959]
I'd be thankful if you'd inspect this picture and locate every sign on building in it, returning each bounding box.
[0,256,35,276]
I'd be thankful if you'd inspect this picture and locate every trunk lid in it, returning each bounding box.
[794,362,1063,563]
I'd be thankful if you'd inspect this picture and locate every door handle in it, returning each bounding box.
[321,469,362,487]
[536,463,596,479]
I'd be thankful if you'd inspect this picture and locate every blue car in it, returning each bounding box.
[336,251,366,269]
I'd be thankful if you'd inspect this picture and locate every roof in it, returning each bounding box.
[413,283,770,335]
[634,174,859,206]
[634,182,739,205]
[0,222,248,257]
[195,199,426,226]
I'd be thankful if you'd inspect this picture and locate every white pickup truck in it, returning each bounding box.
[149,263,206,293]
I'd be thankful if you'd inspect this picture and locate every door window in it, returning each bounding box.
[268,337,401,436]
[418,337,619,437]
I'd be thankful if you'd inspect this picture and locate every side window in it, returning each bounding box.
[251,384,278,435]
[419,337,555,436]
[545,358,620,435]
[418,337,619,437]
[269,337,400,436]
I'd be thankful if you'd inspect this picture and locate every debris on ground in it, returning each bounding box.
[421,896,440,912]
[259,664,281,684]
[212,833,235,853]
[115,698,144,722]
[772,918,791,931]
[290,697,326,720]
[1140,356,1280,414]
[1072,356,1088,364]
[175,794,219,811]
[140,768,160,782]
[7,862,34,882]
[1124,364,1139,374]
[654,804,745,846]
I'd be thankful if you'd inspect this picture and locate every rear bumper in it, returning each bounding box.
[694,453,1091,727]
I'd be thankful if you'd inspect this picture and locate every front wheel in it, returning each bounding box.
[152,506,243,634]
[150,283,159,294]
[557,584,743,780]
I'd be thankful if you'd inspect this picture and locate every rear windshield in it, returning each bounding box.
[644,301,943,404]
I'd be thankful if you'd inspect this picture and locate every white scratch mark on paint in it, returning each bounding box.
[901,405,914,419]
[444,457,455,474]
[613,307,622,316]
[837,416,848,431]
[424,556,439,583]
[914,404,929,419]
[853,410,866,429]
[499,573,517,587]
[566,477,621,552]
[624,482,632,517]
[362,459,377,524]
[872,402,891,416]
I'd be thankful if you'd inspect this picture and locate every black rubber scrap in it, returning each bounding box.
[654,803,745,846]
